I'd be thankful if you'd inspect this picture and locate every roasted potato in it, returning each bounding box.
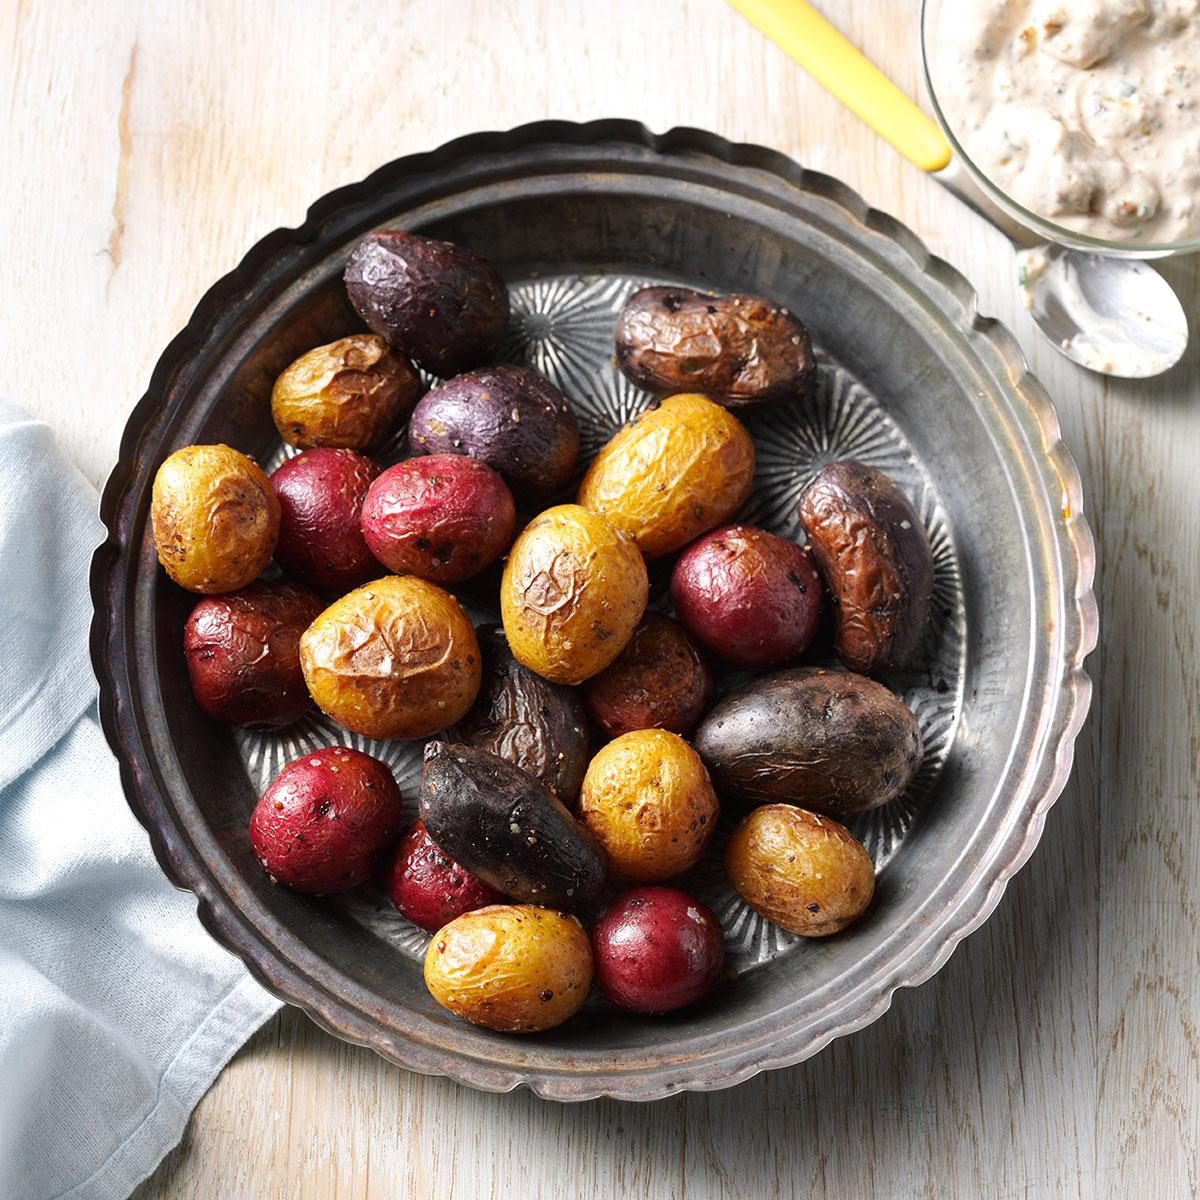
[408,365,580,499]
[447,625,589,807]
[798,460,934,675]
[670,524,823,669]
[577,393,755,558]
[271,448,381,594]
[299,576,480,739]
[725,805,875,936]
[419,741,607,909]
[591,887,724,1014]
[360,454,516,584]
[615,286,815,408]
[579,729,718,882]
[388,819,502,932]
[248,746,405,895]
[270,334,421,451]
[500,504,648,685]
[344,230,510,377]
[184,581,322,729]
[693,667,923,816]
[424,905,592,1033]
[151,444,280,594]
[583,613,713,738]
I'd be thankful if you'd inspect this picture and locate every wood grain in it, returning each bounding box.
[4,0,1197,1197]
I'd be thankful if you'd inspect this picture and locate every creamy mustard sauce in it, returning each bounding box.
[938,0,1200,243]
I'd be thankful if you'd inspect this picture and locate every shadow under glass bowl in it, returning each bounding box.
[89,120,1097,1101]
[920,0,1200,259]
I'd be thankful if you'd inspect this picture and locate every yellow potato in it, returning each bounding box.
[579,728,718,882]
[424,905,592,1033]
[725,805,875,937]
[150,444,279,594]
[500,504,648,685]
[577,393,755,558]
[299,575,480,739]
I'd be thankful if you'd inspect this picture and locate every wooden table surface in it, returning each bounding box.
[7,1,1198,1197]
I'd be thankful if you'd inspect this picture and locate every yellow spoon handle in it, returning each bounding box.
[728,0,952,174]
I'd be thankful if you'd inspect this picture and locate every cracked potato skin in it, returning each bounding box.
[614,286,815,408]
[583,613,713,738]
[693,667,923,816]
[725,805,875,937]
[577,393,755,558]
[419,741,607,909]
[408,365,580,500]
[248,746,405,895]
[447,625,589,807]
[669,524,823,669]
[798,460,934,675]
[360,454,516,584]
[151,444,280,594]
[579,729,719,883]
[424,905,593,1033]
[270,334,422,452]
[344,231,510,377]
[299,576,481,739]
[500,504,648,686]
[270,448,381,594]
[184,581,322,729]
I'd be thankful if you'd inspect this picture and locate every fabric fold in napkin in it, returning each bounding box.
[0,401,282,1200]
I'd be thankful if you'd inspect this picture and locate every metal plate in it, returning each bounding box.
[89,121,1097,1100]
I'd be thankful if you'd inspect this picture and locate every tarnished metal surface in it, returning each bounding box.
[89,121,1098,1101]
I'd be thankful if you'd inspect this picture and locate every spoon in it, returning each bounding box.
[728,0,1189,379]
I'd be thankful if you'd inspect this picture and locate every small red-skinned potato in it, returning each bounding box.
[424,904,593,1032]
[591,887,725,1014]
[670,524,823,669]
[249,746,405,895]
[184,581,322,729]
[271,448,381,594]
[583,613,713,738]
[388,819,502,932]
[724,804,875,937]
[360,454,516,584]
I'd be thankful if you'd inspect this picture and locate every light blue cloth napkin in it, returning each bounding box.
[0,401,282,1200]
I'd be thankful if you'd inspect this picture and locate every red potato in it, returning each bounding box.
[583,613,713,738]
[249,746,405,895]
[591,887,725,1014]
[670,525,823,669]
[183,581,322,729]
[360,454,516,584]
[388,819,503,932]
[270,448,381,594]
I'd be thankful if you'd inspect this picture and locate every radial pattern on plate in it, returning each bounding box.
[237,272,967,976]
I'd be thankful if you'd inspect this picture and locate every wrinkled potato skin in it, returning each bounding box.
[419,742,607,909]
[725,805,875,936]
[424,905,593,1032]
[151,444,280,594]
[388,819,502,933]
[798,460,934,675]
[448,626,589,806]
[694,667,923,816]
[409,366,580,500]
[615,286,816,408]
[184,581,322,729]
[299,576,481,739]
[501,505,648,685]
[579,729,719,882]
[577,394,755,558]
[248,746,405,895]
[583,614,713,738]
[344,231,510,377]
[270,448,381,594]
[271,334,422,451]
